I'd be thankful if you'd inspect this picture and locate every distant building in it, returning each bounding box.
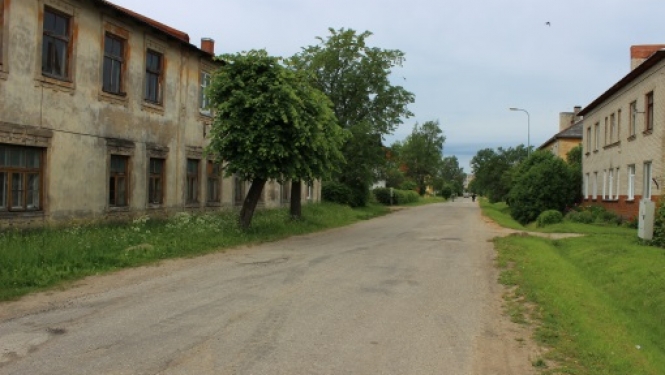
[579,44,665,218]
[538,107,583,160]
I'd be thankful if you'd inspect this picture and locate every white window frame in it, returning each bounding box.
[614,168,620,200]
[608,169,614,200]
[643,162,652,199]
[602,170,607,199]
[628,164,635,200]
[584,173,589,199]
[592,172,598,200]
[199,70,211,115]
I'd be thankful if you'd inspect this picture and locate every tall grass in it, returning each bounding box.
[0,203,389,301]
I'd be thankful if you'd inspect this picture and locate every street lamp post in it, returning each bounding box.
[509,107,530,156]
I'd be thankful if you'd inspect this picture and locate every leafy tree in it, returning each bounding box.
[567,144,583,205]
[290,28,415,206]
[206,50,347,229]
[439,156,465,195]
[471,145,529,202]
[399,121,445,195]
[508,150,579,225]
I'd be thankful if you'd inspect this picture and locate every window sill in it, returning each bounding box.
[0,210,45,219]
[0,69,7,81]
[593,150,599,154]
[625,199,635,203]
[142,101,165,115]
[206,202,222,207]
[643,129,653,136]
[603,141,620,150]
[185,202,200,208]
[627,135,636,141]
[108,206,130,213]
[36,75,75,93]
[584,152,590,156]
[99,91,129,106]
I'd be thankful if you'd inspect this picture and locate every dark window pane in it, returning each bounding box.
[0,146,6,167]
[109,176,116,205]
[116,176,126,206]
[0,172,6,210]
[44,11,56,32]
[55,14,68,36]
[11,173,23,209]
[25,148,40,168]
[9,147,24,167]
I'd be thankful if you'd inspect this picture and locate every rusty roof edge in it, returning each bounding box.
[94,0,219,61]
[578,50,665,117]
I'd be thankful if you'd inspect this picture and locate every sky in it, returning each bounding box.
[110,0,665,173]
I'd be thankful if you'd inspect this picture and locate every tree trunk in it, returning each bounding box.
[239,178,267,230]
[290,180,302,220]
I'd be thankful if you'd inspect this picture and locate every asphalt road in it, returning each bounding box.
[0,200,524,375]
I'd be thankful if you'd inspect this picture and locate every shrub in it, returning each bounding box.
[372,188,419,205]
[322,181,353,205]
[508,151,579,225]
[565,209,594,224]
[399,180,417,191]
[536,210,563,227]
[440,185,452,200]
[651,197,665,247]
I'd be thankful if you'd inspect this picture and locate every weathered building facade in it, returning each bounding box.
[579,45,665,218]
[0,0,319,227]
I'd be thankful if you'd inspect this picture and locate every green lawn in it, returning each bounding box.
[0,202,389,301]
[483,200,665,374]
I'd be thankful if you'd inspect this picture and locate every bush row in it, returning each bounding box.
[372,188,419,205]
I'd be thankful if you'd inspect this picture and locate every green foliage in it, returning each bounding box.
[206,49,347,184]
[471,145,529,203]
[565,205,622,226]
[321,181,353,205]
[536,210,563,227]
[290,28,415,206]
[399,180,417,191]
[398,120,446,195]
[440,185,452,200]
[508,150,579,225]
[372,188,419,205]
[651,197,665,247]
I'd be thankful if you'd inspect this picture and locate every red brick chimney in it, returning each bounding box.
[201,38,215,55]
[631,44,665,70]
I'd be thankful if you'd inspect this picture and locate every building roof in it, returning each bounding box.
[578,49,665,117]
[93,0,213,57]
[538,121,583,150]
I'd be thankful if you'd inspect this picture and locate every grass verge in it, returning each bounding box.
[483,200,665,374]
[0,202,389,302]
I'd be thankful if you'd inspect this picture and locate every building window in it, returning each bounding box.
[586,127,591,151]
[42,7,71,80]
[281,181,290,203]
[200,71,211,114]
[592,172,598,200]
[616,109,621,140]
[148,158,164,205]
[628,164,635,200]
[109,155,129,207]
[186,159,199,204]
[604,117,608,145]
[0,145,43,212]
[594,123,600,150]
[643,162,652,199]
[615,168,620,201]
[307,182,314,201]
[206,161,221,203]
[610,113,616,143]
[608,169,614,200]
[602,170,607,199]
[629,101,637,137]
[103,33,125,95]
[234,175,245,205]
[145,50,163,104]
[645,92,654,132]
[584,173,589,199]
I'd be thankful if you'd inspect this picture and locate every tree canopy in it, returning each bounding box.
[398,120,446,195]
[206,50,347,228]
[289,28,415,206]
[470,145,529,202]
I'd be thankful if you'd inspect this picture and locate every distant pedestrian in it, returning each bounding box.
[471,193,476,202]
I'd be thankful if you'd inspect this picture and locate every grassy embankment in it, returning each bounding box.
[0,202,389,302]
[481,199,665,374]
